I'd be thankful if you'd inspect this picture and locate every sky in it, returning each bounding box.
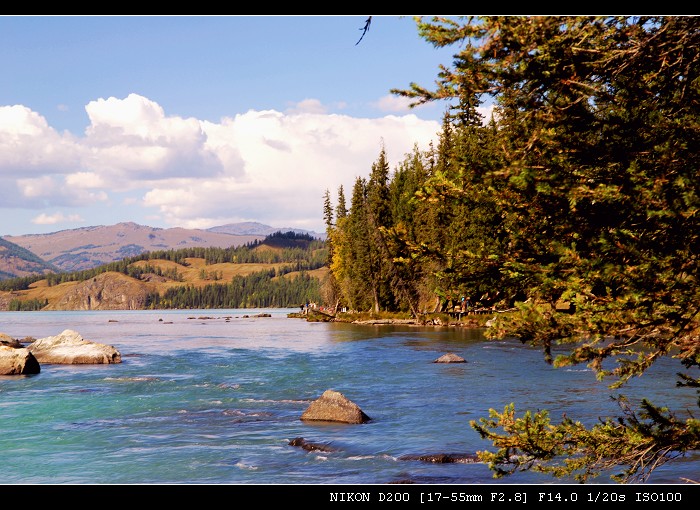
[0,15,483,236]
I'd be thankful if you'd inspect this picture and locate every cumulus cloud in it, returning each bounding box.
[17,175,108,206]
[285,98,327,115]
[373,94,417,113]
[0,105,83,174]
[0,94,441,233]
[82,93,224,181]
[32,212,85,225]
[64,172,106,189]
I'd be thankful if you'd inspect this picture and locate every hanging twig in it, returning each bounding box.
[356,16,372,45]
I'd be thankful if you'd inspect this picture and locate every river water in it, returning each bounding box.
[0,308,697,485]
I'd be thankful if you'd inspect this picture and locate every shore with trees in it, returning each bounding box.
[320,16,700,484]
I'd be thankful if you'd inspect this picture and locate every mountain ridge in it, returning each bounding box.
[206,221,321,237]
[1,221,325,277]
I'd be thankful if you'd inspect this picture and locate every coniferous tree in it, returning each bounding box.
[365,144,396,312]
[323,188,334,231]
[327,184,351,312]
[335,184,347,220]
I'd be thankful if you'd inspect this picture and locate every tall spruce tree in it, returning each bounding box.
[323,188,334,231]
[365,144,397,311]
[328,184,350,312]
[392,15,700,483]
[335,185,348,220]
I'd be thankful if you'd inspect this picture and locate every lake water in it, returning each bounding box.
[1,308,698,486]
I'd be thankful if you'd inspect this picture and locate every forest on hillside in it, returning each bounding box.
[144,269,320,309]
[0,231,328,310]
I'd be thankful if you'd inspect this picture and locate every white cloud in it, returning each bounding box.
[65,172,106,188]
[81,94,224,182]
[17,176,57,198]
[477,104,496,123]
[32,212,85,225]
[373,94,417,113]
[0,105,50,136]
[17,175,108,206]
[0,105,82,174]
[0,94,441,232]
[285,98,327,115]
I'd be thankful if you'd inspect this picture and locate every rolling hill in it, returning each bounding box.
[0,237,60,280]
[2,221,324,274]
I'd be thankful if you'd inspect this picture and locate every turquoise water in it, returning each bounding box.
[0,308,697,485]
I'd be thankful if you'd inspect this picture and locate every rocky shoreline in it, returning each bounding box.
[288,308,494,328]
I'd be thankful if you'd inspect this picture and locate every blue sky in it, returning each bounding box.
[0,15,480,236]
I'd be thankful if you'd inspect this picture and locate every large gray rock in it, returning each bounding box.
[27,329,121,365]
[0,345,40,375]
[301,389,371,424]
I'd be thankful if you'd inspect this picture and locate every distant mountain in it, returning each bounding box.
[1,221,326,277]
[0,237,60,280]
[207,221,325,239]
[3,222,265,273]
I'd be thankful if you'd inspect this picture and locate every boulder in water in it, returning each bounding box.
[0,345,40,375]
[433,352,466,363]
[27,329,121,365]
[301,389,371,424]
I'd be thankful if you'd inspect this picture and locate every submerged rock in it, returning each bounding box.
[0,345,40,375]
[398,453,479,464]
[27,329,121,365]
[301,389,371,424]
[288,437,337,453]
